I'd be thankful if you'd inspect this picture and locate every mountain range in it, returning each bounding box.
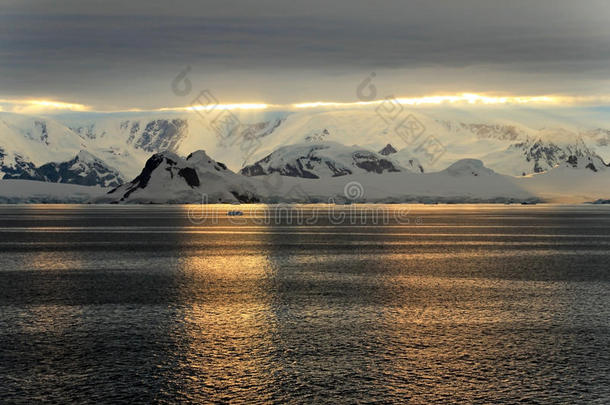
[1,108,610,203]
[92,145,605,204]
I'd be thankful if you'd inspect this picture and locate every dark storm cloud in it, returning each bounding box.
[1,0,609,108]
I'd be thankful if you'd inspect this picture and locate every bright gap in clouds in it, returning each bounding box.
[182,94,610,111]
[0,99,91,114]
[292,94,560,109]
[182,94,567,112]
[3,94,610,114]
[183,103,271,111]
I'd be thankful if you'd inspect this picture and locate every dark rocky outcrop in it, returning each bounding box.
[379,143,398,155]
[178,167,200,187]
[109,153,164,196]
[352,151,401,174]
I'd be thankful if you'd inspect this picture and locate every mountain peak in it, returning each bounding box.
[186,150,229,171]
[379,144,397,155]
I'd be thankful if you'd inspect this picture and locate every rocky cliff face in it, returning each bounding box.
[512,137,599,174]
[122,119,188,153]
[562,154,608,172]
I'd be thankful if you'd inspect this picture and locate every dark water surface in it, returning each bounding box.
[1,204,609,404]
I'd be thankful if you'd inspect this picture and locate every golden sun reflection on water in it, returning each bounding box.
[169,234,281,401]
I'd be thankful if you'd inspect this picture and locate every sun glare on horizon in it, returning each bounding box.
[0,98,91,114]
[5,93,610,114]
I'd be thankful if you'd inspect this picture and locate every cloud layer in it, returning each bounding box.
[1,0,609,110]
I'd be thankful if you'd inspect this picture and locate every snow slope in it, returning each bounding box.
[0,180,108,203]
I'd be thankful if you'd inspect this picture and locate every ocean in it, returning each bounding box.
[1,204,609,403]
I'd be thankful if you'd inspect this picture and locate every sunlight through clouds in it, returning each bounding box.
[0,99,91,114]
[3,94,610,113]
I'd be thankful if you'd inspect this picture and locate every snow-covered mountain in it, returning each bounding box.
[36,151,124,187]
[1,150,123,187]
[240,141,405,178]
[480,130,604,176]
[0,112,145,181]
[100,150,258,204]
[0,149,39,180]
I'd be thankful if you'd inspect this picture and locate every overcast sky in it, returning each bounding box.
[1,0,609,111]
